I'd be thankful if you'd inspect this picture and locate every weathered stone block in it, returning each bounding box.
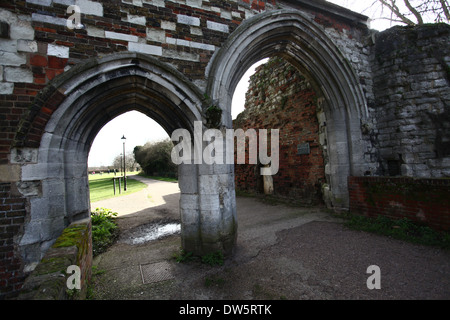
[162,49,199,62]
[77,0,104,17]
[125,14,146,26]
[105,31,139,43]
[0,82,13,94]
[161,20,176,31]
[0,51,26,66]
[177,14,200,26]
[4,66,33,83]
[0,164,21,182]
[180,194,199,210]
[47,44,70,58]
[147,28,165,42]
[10,19,34,40]
[26,0,52,6]
[186,0,202,8]
[31,13,67,27]
[17,181,41,197]
[17,39,37,52]
[199,194,220,211]
[128,42,162,56]
[86,25,105,38]
[207,21,229,33]
[0,39,18,52]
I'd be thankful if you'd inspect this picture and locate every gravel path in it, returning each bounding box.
[90,177,450,300]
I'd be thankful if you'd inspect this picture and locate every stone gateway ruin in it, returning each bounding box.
[0,0,449,298]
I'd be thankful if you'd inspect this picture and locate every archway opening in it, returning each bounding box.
[87,110,183,259]
[88,110,169,172]
[231,56,328,206]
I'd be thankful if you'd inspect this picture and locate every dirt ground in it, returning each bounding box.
[89,176,450,301]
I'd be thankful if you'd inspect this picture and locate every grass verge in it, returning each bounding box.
[344,214,450,250]
[89,173,147,203]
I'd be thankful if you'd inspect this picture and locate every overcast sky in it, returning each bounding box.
[88,0,400,168]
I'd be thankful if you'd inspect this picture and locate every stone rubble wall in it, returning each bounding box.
[371,24,450,178]
[233,57,326,205]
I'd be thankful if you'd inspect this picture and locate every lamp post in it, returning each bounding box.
[120,153,123,174]
[121,135,127,191]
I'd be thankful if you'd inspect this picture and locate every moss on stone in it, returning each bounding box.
[52,224,87,249]
[205,105,223,129]
[34,256,73,276]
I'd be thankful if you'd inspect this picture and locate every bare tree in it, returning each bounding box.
[365,0,450,26]
[112,153,136,172]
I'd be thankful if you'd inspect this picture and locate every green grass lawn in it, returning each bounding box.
[89,172,148,203]
[137,172,178,183]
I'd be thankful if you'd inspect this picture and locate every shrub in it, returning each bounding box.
[134,139,177,177]
[91,208,119,256]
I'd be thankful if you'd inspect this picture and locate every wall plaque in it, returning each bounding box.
[297,143,310,155]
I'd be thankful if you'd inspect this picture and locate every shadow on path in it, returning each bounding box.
[89,180,450,300]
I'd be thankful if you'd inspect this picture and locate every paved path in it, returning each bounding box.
[89,177,450,300]
[91,175,180,218]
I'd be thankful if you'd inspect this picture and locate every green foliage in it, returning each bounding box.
[345,214,450,249]
[173,249,224,266]
[91,208,119,256]
[134,139,177,177]
[204,276,225,288]
[201,251,224,266]
[173,249,195,263]
[66,288,80,300]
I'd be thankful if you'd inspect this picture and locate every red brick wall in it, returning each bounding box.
[241,0,276,11]
[348,176,450,231]
[0,0,249,163]
[233,57,325,205]
[0,183,27,298]
[0,0,369,164]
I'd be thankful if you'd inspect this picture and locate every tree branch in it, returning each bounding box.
[439,0,450,21]
[404,0,424,24]
[379,0,417,25]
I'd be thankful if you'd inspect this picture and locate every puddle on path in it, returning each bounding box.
[121,221,181,245]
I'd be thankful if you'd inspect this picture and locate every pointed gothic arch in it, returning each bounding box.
[207,9,369,209]
[17,52,238,267]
